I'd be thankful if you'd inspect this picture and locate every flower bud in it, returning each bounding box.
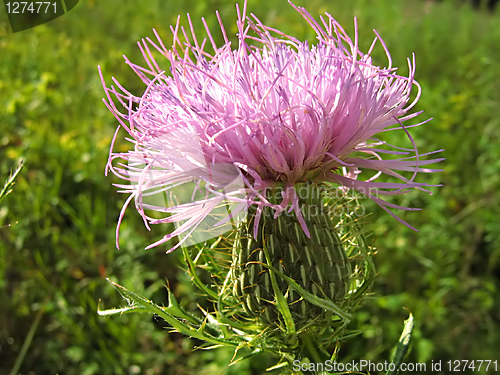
[232,183,368,334]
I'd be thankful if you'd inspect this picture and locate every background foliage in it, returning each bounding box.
[1,0,499,373]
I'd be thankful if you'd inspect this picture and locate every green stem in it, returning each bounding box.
[298,333,337,375]
[302,334,323,364]
[10,296,48,375]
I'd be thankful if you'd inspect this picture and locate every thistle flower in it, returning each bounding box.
[100,3,443,367]
[100,1,443,252]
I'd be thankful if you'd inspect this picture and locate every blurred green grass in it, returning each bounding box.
[1,0,499,374]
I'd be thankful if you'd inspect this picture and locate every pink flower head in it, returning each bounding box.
[101,1,443,251]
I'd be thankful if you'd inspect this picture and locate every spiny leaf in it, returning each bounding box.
[260,265,352,323]
[164,283,203,326]
[386,312,414,375]
[105,279,239,347]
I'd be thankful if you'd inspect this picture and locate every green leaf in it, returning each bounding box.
[97,304,147,317]
[263,237,296,337]
[261,263,352,324]
[386,312,414,375]
[182,246,219,301]
[104,279,240,348]
[0,160,24,205]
